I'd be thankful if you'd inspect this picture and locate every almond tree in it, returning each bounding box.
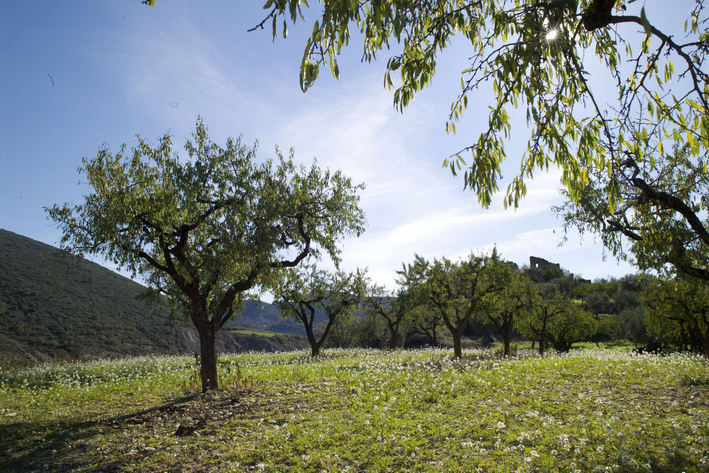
[48,119,365,391]
[424,250,505,358]
[366,284,411,349]
[255,0,707,279]
[480,263,532,356]
[518,284,596,354]
[642,277,709,356]
[274,266,367,356]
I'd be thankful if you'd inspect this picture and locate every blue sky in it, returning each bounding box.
[4,1,686,289]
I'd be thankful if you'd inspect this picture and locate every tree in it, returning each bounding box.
[423,250,504,358]
[557,144,708,281]
[366,284,411,349]
[546,302,597,352]
[256,1,706,210]
[249,0,709,281]
[642,277,709,356]
[479,262,531,356]
[518,284,596,354]
[274,266,367,356]
[47,119,365,391]
[398,255,443,346]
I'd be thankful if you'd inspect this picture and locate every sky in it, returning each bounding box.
[2,1,685,291]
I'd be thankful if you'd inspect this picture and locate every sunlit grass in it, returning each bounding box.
[2,348,708,472]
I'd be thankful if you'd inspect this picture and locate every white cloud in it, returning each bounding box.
[94,4,637,290]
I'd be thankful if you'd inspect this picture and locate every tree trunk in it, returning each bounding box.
[453,332,463,358]
[503,331,510,356]
[197,324,218,392]
[305,325,320,357]
[538,316,548,355]
[388,325,398,349]
[312,316,337,356]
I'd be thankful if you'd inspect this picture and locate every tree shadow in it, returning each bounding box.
[1,393,198,473]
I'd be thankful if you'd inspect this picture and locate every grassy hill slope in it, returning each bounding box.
[0,229,306,365]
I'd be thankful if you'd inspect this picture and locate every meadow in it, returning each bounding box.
[1,348,708,473]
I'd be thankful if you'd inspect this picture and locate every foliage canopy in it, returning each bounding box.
[274,265,367,356]
[258,0,707,209]
[250,0,709,280]
[48,119,365,389]
[642,276,709,356]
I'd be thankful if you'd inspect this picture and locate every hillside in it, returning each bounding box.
[0,229,306,365]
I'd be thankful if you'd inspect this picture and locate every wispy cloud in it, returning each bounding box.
[97,5,636,289]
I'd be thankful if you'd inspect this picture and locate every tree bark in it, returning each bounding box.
[430,326,438,346]
[503,330,510,356]
[453,332,463,358]
[388,323,399,349]
[197,323,218,391]
[304,324,320,357]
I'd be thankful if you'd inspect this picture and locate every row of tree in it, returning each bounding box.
[72,0,705,393]
[275,253,708,360]
[49,117,707,393]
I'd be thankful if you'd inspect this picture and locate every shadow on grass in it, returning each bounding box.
[0,393,197,473]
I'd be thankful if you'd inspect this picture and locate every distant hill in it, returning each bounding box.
[0,229,307,366]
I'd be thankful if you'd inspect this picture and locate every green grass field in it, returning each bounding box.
[1,348,708,472]
[227,328,280,338]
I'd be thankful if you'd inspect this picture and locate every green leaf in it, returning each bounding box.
[640,8,652,37]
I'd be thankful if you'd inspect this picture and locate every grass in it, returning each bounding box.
[227,328,280,338]
[1,348,708,472]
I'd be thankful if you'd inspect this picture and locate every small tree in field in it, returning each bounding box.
[425,250,504,358]
[366,284,411,349]
[545,303,597,353]
[642,277,709,356]
[519,284,596,354]
[398,255,443,346]
[480,263,532,356]
[274,266,367,356]
[48,119,365,391]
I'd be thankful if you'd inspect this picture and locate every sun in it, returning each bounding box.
[545,28,559,41]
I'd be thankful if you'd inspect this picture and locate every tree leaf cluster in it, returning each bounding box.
[273,265,368,356]
[261,0,707,214]
[48,119,366,390]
